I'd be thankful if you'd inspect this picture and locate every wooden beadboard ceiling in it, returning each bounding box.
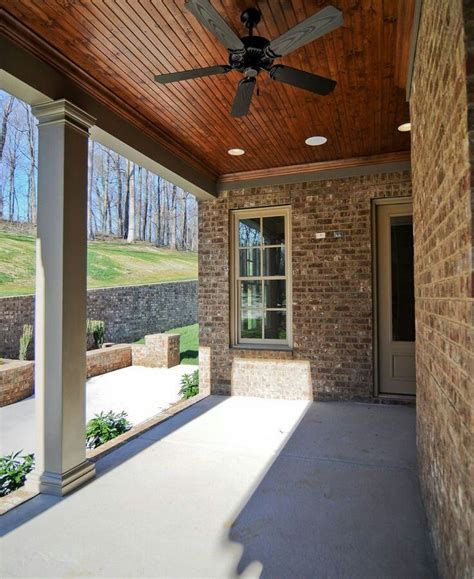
[1,0,413,177]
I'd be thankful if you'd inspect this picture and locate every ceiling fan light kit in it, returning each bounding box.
[154,0,343,118]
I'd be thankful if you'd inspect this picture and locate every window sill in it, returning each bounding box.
[231,344,293,353]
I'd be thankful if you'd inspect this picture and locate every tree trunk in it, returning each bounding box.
[142,169,149,240]
[182,192,188,250]
[26,106,37,224]
[88,140,95,240]
[116,153,124,237]
[0,96,14,220]
[169,184,177,249]
[126,161,135,243]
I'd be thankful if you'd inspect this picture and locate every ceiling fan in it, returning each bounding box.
[154,1,343,118]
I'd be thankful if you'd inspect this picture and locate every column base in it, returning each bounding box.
[26,460,96,496]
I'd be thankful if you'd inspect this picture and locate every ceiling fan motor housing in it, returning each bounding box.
[229,35,274,76]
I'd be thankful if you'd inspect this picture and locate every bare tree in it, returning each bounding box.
[0,96,14,219]
[126,160,135,243]
[88,140,96,240]
[0,89,200,251]
[24,105,37,223]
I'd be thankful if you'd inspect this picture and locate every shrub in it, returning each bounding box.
[87,319,106,349]
[179,369,199,399]
[19,324,33,361]
[0,451,35,497]
[86,410,132,449]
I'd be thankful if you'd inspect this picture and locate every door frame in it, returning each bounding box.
[372,196,414,399]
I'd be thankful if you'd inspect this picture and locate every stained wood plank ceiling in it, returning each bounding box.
[1,0,413,177]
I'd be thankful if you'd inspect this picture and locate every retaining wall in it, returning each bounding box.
[0,281,197,358]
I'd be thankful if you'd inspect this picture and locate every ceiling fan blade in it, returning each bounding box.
[267,5,343,57]
[154,65,231,84]
[231,78,256,117]
[269,65,336,96]
[185,0,245,52]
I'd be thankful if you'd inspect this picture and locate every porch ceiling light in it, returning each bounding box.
[305,136,327,146]
[228,148,245,156]
[398,122,411,132]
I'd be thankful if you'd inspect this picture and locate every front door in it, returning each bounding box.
[376,202,416,396]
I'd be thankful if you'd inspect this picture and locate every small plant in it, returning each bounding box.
[86,410,132,449]
[19,324,33,360]
[87,319,106,349]
[179,369,199,399]
[0,451,35,497]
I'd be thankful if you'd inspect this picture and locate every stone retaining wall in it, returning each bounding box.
[0,346,133,407]
[86,345,132,379]
[131,334,180,368]
[0,332,180,407]
[0,359,34,407]
[0,281,197,358]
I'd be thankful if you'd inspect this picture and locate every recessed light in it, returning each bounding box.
[398,122,411,132]
[228,148,245,156]
[305,136,327,146]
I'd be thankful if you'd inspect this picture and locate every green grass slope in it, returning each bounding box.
[0,231,197,297]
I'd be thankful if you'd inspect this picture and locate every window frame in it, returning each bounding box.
[231,206,292,349]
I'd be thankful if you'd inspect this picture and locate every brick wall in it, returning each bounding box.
[0,359,34,407]
[0,281,197,358]
[410,1,473,577]
[198,170,411,399]
[86,345,132,379]
[0,345,132,406]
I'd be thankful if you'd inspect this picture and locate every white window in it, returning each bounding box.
[231,206,292,347]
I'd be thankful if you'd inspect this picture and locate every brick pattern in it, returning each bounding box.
[0,346,132,406]
[86,345,132,379]
[0,359,34,407]
[131,333,180,368]
[231,359,312,399]
[0,281,197,359]
[198,171,411,400]
[198,346,211,395]
[410,1,474,577]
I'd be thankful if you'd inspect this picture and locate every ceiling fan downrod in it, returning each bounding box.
[240,8,261,37]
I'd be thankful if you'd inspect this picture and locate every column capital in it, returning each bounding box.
[32,99,96,133]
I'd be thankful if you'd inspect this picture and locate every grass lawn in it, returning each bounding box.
[0,231,197,297]
[136,323,198,366]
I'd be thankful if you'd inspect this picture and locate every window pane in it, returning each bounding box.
[265,311,287,340]
[239,218,261,246]
[265,280,286,308]
[241,310,263,339]
[391,216,415,342]
[240,281,262,308]
[263,247,285,276]
[263,216,285,245]
[239,248,260,277]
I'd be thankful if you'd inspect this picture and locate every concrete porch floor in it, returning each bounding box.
[0,395,437,578]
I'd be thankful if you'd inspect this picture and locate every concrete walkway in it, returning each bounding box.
[0,396,437,578]
[0,364,193,455]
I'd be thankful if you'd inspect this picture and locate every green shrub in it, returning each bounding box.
[19,324,33,360]
[0,451,35,497]
[179,369,199,399]
[86,410,132,449]
[87,319,106,349]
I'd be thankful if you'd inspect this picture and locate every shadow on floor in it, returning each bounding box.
[0,395,223,537]
[225,402,438,579]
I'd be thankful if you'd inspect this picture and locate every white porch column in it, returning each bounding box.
[27,100,96,496]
